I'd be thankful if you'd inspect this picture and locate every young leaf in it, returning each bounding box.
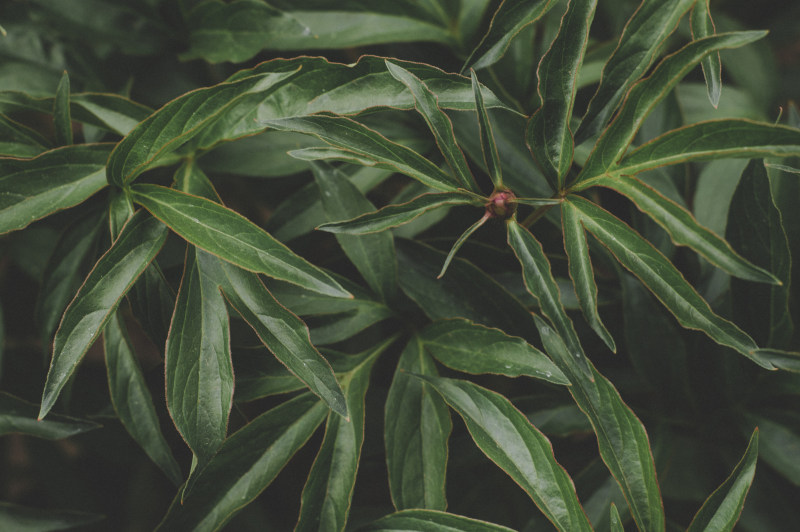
[414,375,592,531]
[609,503,624,532]
[0,143,112,234]
[361,509,515,531]
[471,70,502,187]
[687,428,758,532]
[386,60,477,191]
[438,213,489,278]
[53,71,72,146]
[385,338,451,511]
[155,393,328,532]
[743,413,800,485]
[418,318,569,384]
[527,0,597,188]
[0,392,99,440]
[0,502,103,531]
[104,312,183,486]
[691,0,722,108]
[39,211,168,420]
[130,184,350,298]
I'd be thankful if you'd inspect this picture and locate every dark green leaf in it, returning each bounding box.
[360,509,515,531]
[744,412,800,485]
[0,392,99,440]
[53,71,72,146]
[438,214,489,278]
[199,131,318,178]
[470,70,502,187]
[130,184,350,298]
[385,338,451,511]
[39,211,168,420]
[0,114,50,157]
[0,144,112,234]
[0,501,103,532]
[609,503,623,532]
[691,0,722,108]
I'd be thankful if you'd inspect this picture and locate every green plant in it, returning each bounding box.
[1,0,800,530]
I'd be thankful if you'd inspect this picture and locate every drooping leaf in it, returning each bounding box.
[0,392,99,440]
[155,393,328,532]
[0,501,103,532]
[0,143,112,234]
[415,375,592,531]
[691,0,722,108]
[385,338,451,511]
[438,213,489,278]
[53,70,72,146]
[687,428,758,532]
[419,318,569,384]
[130,184,350,298]
[104,312,183,486]
[470,70,503,187]
[39,211,168,420]
[360,509,515,531]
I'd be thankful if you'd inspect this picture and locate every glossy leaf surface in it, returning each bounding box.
[0,392,99,440]
[53,70,72,146]
[691,0,722,107]
[361,509,515,531]
[471,70,502,186]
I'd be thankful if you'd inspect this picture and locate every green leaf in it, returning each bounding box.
[615,120,800,175]
[296,340,386,531]
[155,393,328,532]
[199,131,318,178]
[262,115,460,192]
[318,192,478,235]
[575,0,695,143]
[39,211,168,420]
[609,503,623,532]
[385,338,451,511]
[527,0,597,188]
[470,70,502,187]
[464,0,558,71]
[0,501,103,532]
[104,312,183,486]
[53,70,72,146]
[564,195,775,369]
[438,213,489,278]
[743,413,800,485]
[588,173,780,285]
[506,220,593,378]
[687,428,758,532]
[691,0,722,108]
[386,60,476,191]
[198,253,348,418]
[0,114,50,157]
[0,143,112,234]
[360,509,515,531]
[419,318,569,384]
[415,375,592,531]
[130,184,350,298]
[0,391,99,440]
[312,161,397,302]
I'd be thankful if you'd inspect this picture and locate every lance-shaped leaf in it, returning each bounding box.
[319,192,479,235]
[464,0,558,71]
[198,253,348,418]
[0,392,99,440]
[415,375,592,531]
[39,211,168,420]
[53,71,72,146]
[687,429,759,532]
[0,143,112,234]
[578,31,766,182]
[296,340,387,531]
[615,119,800,175]
[609,504,624,532]
[155,393,328,532]
[533,315,664,532]
[564,195,776,369]
[743,412,800,485]
[0,114,50,157]
[104,312,183,486]
[0,502,103,531]
[385,338,451,511]
[561,205,616,351]
[130,184,350,298]
[506,220,593,378]
[587,173,780,285]
[386,60,476,191]
[106,69,300,186]
[575,0,695,143]
[361,509,515,531]
[438,213,489,278]
[419,318,569,384]
[312,161,397,302]
[527,0,597,188]
[262,115,459,192]
[471,70,503,187]
[691,0,722,108]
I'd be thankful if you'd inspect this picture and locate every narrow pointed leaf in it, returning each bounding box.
[319,192,478,235]
[561,205,616,351]
[575,0,695,143]
[262,115,459,192]
[39,211,168,420]
[0,502,103,531]
[743,413,800,484]
[104,312,183,486]
[691,0,722,108]
[471,70,502,186]
[386,60,476,191]
[53,71,72,146]
[385,338,451,511]
[0,114,50,157]
[506,220,593,378]
[419,318,569,384]
[0,143,112,234]
[589,173,780,285]
[687,429,759,532]
[198,253,348,418]
[564,195,775,369]
[130,184,350,298]
[527,0,597,187]
[609,504,623,532]
[0,392,99,440]
[155,393,328,532]
[361,509,515,531]
[415,375,592,531]
[438,214,488,278]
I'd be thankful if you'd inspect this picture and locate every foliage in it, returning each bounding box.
[1,0,800,530]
